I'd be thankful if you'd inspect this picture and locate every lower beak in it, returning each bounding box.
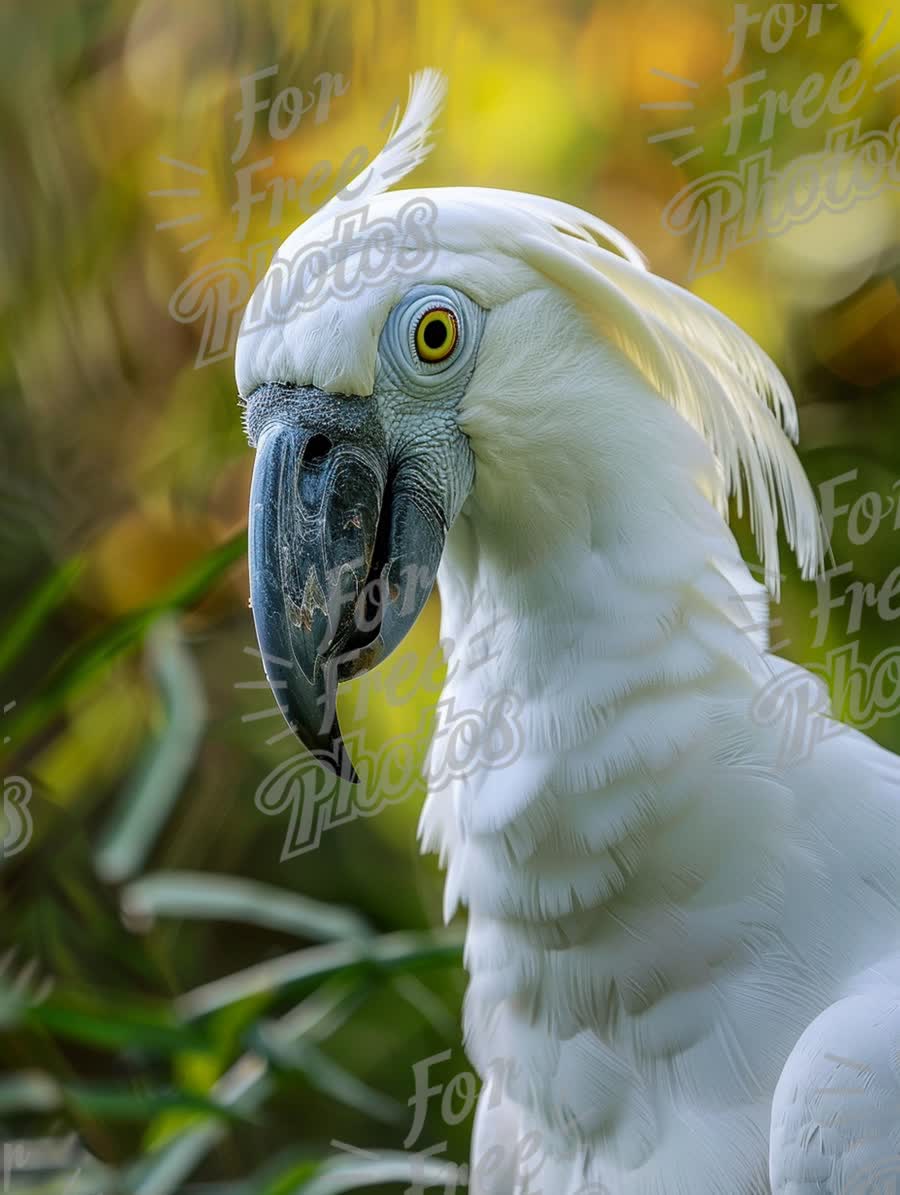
[247,387,446,783]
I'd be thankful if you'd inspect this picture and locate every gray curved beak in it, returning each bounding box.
[247,384,446,783]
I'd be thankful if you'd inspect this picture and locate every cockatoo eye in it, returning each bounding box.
[414,307,458,363]
[378,286,480,387]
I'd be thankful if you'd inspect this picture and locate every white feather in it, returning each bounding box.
[308,68,448,225]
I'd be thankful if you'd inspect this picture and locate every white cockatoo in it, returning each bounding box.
[237,71,900,1195]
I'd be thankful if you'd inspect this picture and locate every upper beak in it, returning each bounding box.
[246,384,446,783]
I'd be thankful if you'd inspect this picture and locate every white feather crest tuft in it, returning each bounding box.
[311,68,447,225]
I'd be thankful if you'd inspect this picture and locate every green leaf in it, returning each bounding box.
[94,619,207,884]
[29,996,208,1054]
[63,1081,242,1123]
[0,556,84,681]
[125,1121,228,1195]
[124,980,403,1195]
[286,1151,462,1195]
[176,928,464,1021]
[249,1030,404,1126]
[3,529,244,750]
[121,872,371,942]
[259,1159,323,1195]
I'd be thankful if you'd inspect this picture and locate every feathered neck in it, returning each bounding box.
[419,436,802,1160]
[422,403,786,923]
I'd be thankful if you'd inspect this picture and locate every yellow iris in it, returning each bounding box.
[414,308,458,363]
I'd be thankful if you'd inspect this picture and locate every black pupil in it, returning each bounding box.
[423,318,448,350]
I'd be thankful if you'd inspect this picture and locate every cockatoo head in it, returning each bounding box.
[236,70,824,780]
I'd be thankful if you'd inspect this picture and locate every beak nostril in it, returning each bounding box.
[302,434,332,466]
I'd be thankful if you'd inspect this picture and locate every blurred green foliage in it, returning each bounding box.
[2,0,900,1190]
